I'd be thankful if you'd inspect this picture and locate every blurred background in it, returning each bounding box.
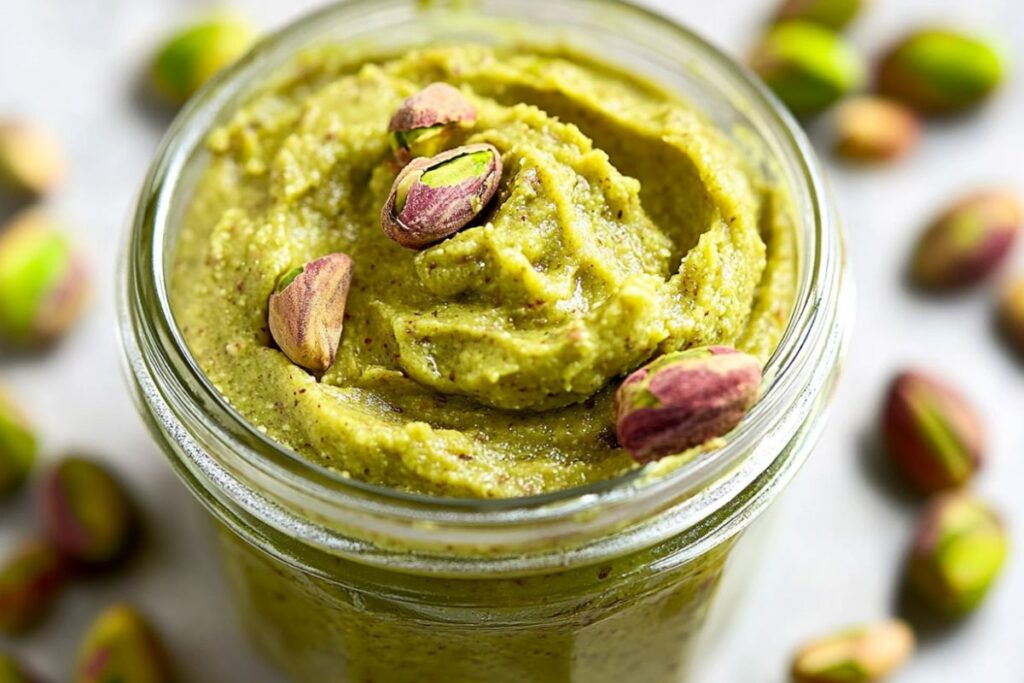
[1,0,1022,681]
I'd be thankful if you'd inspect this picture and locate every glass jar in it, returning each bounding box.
[119,1,850,681]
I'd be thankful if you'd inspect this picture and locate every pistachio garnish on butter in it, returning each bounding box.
[389,83,477,162]
[268,253,353,372]
[381,143,502,250]
[75,605,173,683]
[614,346,763,464]
[790,619,915,683]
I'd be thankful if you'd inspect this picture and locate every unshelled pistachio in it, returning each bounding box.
[389,83,476,161]
[911,191,1020,291]
[381,143,502,249]
[42,457,137,566]
[268,253,353,372]
[882,371,983,494]
[907,494,1008,617]
[834,96,920,163]
[750,21,866,116]
[0,540,68,635]
[75,605,172,683]
[775,0,868,30]
[790,619,915,683]
[0,210,91,347]
[0,121,65,198]
[0,388,37,499]
[151,18,256,105]
[878,29,1005,114]
[0,652,43,683]
[998,277,1024,357]
[614,346,762,464]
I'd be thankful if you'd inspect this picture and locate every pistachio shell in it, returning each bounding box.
[791,619,915,683]
[614,346,763,464]
[267,253,353,372]
[388,83,476,161]
[0,122,65,198]
[75,605,172,683]
[750,21,866,116]
[908,494,1008,616]
[775,0,867,30]
[381,143,503,249]
[834,96,920,163]
[0,388,37,498]
[151,18,256,105]
[0,540,68,635]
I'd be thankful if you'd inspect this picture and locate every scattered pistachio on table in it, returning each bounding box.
[749,20,866,116]
[74,605,172,683]
[0,652,43,683]
[150,17,257,106]
[614,346,763,464]
[389,83,477,163]
[882,371,983,494]
[774,0,868,30]
[834,96,920,163]
[0,121,65,199]
[790,618,915,683]
[268,253,353,372]
[907,494,1008,617]
[0,539,68,635]
[0,388,37,499]
[911,191,1021,292]
[878,29,1005,114]
[381,143,503,249]
[41,457,138,567]
[0,210,91,347]
[998,276,1024,357]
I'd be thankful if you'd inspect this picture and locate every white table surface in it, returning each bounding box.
[1,0,1022,680]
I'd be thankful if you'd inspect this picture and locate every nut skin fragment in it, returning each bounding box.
[998,277,1024,357]
[614,346,763,464]
[775,0,867,30]
[268,253,353,372]
[881,371,983,494]
[749,21,866,116]
[911,191,1021,291]
[834,96,920,163]
[0,539,69,635]
[0,652,43,683]
[907,494,1008,617]
[878,29,1005,114]
[790,619,915,683]
[74,605,172,683]
[0,210,91,347]
[0,121,65,198]
[42,458,138,567]
[150,18,256,106]
[381,143,503,250]
[388,83,476,161]
[0,388,37,499]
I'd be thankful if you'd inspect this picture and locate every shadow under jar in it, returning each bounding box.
[120,1,850,681]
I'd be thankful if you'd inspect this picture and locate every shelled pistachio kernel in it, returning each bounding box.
[0,387,37,498]
[151,17,256,105]
[834,96,920,162]
[0,540,68,635]
[75,605,172,683]
[0,121,65,198]
[791,619,915,683]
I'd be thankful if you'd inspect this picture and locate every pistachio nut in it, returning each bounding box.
[791,619,915,683]
[0,388,37,499]
[750,21,866,116]
[381,143,502,249]
[75,605,172,683]
[907,494,1008,617]
[775,0,867,30]
[0,121,65,198]
[388,83,476,161]
[878,29,1005,114]
[912,191,1021,291]
[151,18,256,105]
[834,96,920,163]
[268,253,353,372]
[42,457,137,566]
[0,653,43,683]
[882,371,983,494]
[0,540,68,635]
[998,276,1024,356]
[614,346,763,464]
[0,210,91,347]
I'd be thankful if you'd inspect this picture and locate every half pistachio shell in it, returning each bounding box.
[388,83,476,161]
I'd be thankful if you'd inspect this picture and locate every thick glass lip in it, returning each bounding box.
[123,0,845,541]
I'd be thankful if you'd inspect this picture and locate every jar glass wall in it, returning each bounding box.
[119,1,850,681]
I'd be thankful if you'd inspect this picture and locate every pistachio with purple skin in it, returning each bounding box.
[614,346,763,464]
[0,388,37,499]
[42,457,137,566]
[75,605,172,683]
[912,191,1021,291]
[381,143,502,250]
[790,619,915,683]
[0,539,68,635]
[882,371,983,494]
[0,652,44,683]
[907,494,1008,617]
[268,253,353,372]
[388,83,476,161]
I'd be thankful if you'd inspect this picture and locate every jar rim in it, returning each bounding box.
[121,0,848,566]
